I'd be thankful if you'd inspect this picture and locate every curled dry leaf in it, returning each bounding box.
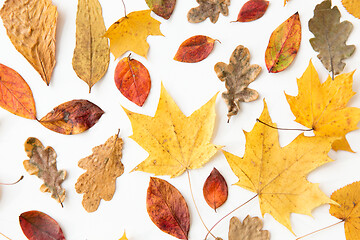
[214,45,261,121]
[0,0,57,85]
[24,137,66,205]
[265,12,301,73]
[75,131,124,212]
[114,56,151,107]
[309,0,355,79]
[203,167,228,211]
[104,10,163,59]
[147,177,190,239]
[174,35,216,63]
[20,211,65,240]
[342,0,360,19]
[39,99,104,135]
[235,0,269,22]
[72,0,110,92]
[146,0,176,19]
[0,64,36,119]
[187,0,230,24]
[229,216,269,240]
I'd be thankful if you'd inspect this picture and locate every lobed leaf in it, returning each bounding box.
[187,0,230,24]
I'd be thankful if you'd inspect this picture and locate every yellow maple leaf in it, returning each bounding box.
[124,84,220,178]
[119,232,128,240]
[104,9,163,59]
[330,181,360,240]
[285,61,360,152]
[342,0,360,19]
[223,99,336,233]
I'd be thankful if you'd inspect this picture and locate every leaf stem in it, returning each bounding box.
[0,232,12,240]
[296,220,344,240]
[0,175,23,185]
[256,119,313,131]
[204,194,258,240]
[121,0,127,17]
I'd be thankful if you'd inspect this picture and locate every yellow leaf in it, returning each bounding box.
[224,99,335,233]
[124,83,220,178]
[119,232,128,240]
[284,0,290,6]
[342,0,360,19]
[285,61,360,152]
[104,10,163,59]
[330,181,360,240]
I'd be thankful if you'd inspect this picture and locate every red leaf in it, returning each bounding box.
[114,56,151,107]
[174,35,216,63]
[146,177,190,240]
[235,0,269,22]
[203,167,228,211]
[19,211,65,240]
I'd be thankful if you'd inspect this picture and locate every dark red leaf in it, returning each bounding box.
[174,35,216,63]
[235,0,269,22]
[203,167,228,211]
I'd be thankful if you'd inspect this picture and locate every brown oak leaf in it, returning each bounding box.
[188,0,230,24]
[229,216,270,240]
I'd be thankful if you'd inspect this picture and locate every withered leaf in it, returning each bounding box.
[0,64,36,119]
[229,216,270,240]
[309,0,355,79]
[174,35,216,63]
[24,137,66,205]
[235,0,269,22]
[214,45,261,121]
[147,177,190,239]
[75,131,124,212]
[203,167,228,211]
[72,0,110,93]
[39,99,104,135]
[146,0,176,19]
[0,0,57,85]
[187,0,230,24]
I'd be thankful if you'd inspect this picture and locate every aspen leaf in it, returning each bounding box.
[24,137,66,205]
[0,0,57,85]
[224,99,336,232]
[234,0,269,23]
[285,61,360,152]
[187,0,230,24]
[203,167,228,211]
[146,0,176,19]
[229,216,270,240]
[75,131,124,212]
[342,0,360,19]
[124,83,220,178]
[174,35,216,63]
[72,0,110,92]
[104,10,163,59]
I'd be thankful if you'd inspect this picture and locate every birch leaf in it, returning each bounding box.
[0,0,57,85]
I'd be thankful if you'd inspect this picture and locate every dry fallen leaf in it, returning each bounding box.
[229,216,269,240]
[309,0,355,79]
[104,10,163,59]
[174,35,216,63]
[285,61,360,152]
[224,99,336,232]
[0,0,57,85]
[342,0,360,19]
[147,177,190,239]
[72,0,110,92]
[146,0,176,19]
[124,83,220,178]
[234,0,269,23]
[75,131,124,212]
[203,167,228,211]
[214,45,261,121]
[187,0,230,24]
[24,137,66,205]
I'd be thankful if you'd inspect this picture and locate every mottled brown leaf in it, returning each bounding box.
[39,99,104,135]
[146,0,176,19]
[309,0,355,79]
[188,0,230,24]
[0,0,57,85]
[20,211,65,240]
[229,216,270,240]
[174,35,216,63]
[75,131,124,212]
[24,137,66,205]
[147,177,190,239]
[203,167,228,211]
[235,0,269,22]
[214,45,261,120]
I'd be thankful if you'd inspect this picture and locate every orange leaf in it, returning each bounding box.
[0,64,36,119]
[174,35,216,63]
[203,167,228,211]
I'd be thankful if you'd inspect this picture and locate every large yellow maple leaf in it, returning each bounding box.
[104,9,163,59]
[124,84,220,178]
[224,100,335,233]
[285,61,360,152]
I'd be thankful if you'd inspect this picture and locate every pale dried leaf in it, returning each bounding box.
[229,216,270,240]
[188,0,230,23]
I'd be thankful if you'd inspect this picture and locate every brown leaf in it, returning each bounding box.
[235,0,269,22]
[187,0,230,24]
[0,64,36,119]
[75,131,124,212]
[147,177,190,239]
[114,56,151,107]
[146,0,176,19]
[203,167,228,211]
[214,45,261,120]
[24,137,66,205]
[19,210,65,240]
[174,35,216,63]
[0,0,57,85]
[39,99,104,135]
[229,216,270,240]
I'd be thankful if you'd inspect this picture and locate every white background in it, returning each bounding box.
[0,0,358,239]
